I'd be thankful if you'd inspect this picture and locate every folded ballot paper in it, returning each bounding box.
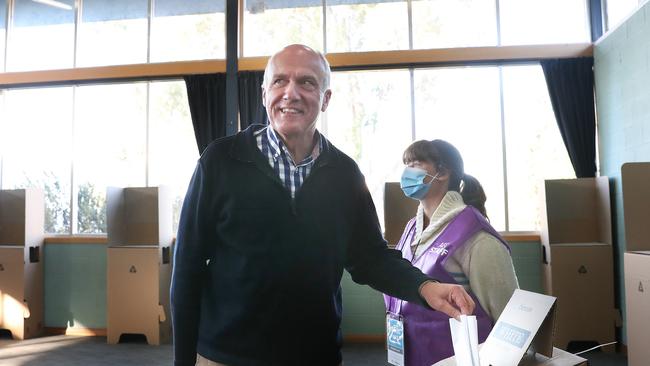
[438,289,558,366]
[449,315,481,366]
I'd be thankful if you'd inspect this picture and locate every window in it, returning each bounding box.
[150,0,226,62]
[76,0,148,67]
[74,83,147,234]
[324,69,413,224]
[2,0,228,73]
[414,67,505,230]
[0,0,6,71]
[0,80,196,235]
[321,64,571,232]
[8,0,75,72]
[502,65,575,231]
[411,0,498,49]
[243,0,323,56]
[605,0,640,31]
[326,0,409,52]
[242,0,591,55]
[499,0,590,45]
[1,87,73,234]
[148,81,198,232]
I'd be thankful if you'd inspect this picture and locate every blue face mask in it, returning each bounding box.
[400,167,438,200]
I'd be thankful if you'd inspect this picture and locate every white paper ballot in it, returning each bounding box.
[449,315,480,366]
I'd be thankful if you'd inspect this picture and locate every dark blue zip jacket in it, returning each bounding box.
[171,124,431,366]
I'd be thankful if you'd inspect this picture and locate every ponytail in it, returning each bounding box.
[460,174,487,218]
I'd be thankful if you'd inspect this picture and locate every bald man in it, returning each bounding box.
[171,44,475,366]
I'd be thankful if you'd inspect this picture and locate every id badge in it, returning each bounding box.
[386,312,405,366]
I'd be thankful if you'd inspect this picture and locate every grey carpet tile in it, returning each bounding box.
[0,336,628,366]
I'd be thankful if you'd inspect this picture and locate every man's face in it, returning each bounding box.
[262,46,332,140]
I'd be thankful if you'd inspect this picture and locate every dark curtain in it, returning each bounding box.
[238,71,268,129]
[541,57,597,178]
[184,73,227,154]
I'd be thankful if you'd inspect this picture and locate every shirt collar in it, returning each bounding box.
[266,126,322,167]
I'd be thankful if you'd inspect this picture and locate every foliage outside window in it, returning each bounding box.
[413,67,506,230]
[325,1,409,52]
[322,65,574,232]
[0,87,73,234]
[150,0,226,62]
[0,81,197,235]
[76,0,149,67]
[243,0,323,56]
[1,0,226,72]
[242,0,590,55]
[148,81,197,233]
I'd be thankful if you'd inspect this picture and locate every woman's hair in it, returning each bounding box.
[402,139,487,218]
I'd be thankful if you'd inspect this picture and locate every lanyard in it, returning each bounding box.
[392,229,423,315]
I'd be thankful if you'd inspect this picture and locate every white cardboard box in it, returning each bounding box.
[624,251,650,366]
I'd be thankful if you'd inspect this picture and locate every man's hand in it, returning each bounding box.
[419,281,475,320]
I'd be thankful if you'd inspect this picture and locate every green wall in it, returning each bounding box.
[43,240,542,336]
[594,0,650,345]
[44,243,107,329]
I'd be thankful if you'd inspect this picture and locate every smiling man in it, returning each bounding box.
[171,44,475,366]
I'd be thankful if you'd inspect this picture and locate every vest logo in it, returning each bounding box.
[431,242,449,256]
[578,265,587,274]
[639,281,644,293]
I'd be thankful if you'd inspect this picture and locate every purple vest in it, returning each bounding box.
[384,206,510,366]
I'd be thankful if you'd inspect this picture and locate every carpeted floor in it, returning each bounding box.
[0,335,628,366]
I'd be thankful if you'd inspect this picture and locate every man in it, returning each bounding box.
[171,44,475,366]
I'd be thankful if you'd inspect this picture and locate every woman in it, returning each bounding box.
[384,139,519,366]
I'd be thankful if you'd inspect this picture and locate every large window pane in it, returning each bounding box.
[8,0,75,71]
[148,81,198,232]
[1,87,73,234]
[326,0,408,52]
[325,70,412,229]
[74,83,147,234]
[502,65,574,231]
[76,0,148,67]
[605,0,640,31]
[151,0,226,62]
[243,0,323,56]
[414,67,505,231]
[412,0,497,49]
[0,0,6,71]
[499,0,590,45]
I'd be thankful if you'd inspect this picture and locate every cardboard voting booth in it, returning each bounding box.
[106,186,173,345]
[540,177,616,351]
[384,182,418,247]
[434,290,587,366]
[621,162,650,366]
[0,189,45,340]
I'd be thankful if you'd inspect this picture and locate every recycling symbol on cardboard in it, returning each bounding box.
[0,264,4,271]
[578,265,587,274]
[129,265,137,273]
[639,281,644,293]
